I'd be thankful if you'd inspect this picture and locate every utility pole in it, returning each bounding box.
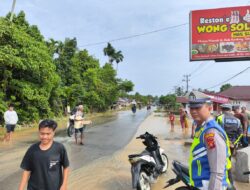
[183,74,191,93]
[10,0,17,22]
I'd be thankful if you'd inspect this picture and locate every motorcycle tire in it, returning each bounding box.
[161,153,169,173]
[175,187,190,190]
[67,124,74,137]
[136,171,151,190]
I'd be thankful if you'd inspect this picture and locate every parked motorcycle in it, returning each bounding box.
[128,132,169,190]
[164,160,199,190]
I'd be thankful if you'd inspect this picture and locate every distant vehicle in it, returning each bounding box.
[128,132,168,190]
[132,104,137,114]
[147,105,151,110]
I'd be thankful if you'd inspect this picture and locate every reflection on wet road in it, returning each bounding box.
[0,109,150,190]
[60,110,150,170]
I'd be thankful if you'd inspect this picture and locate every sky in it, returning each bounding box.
[1,0,250,96]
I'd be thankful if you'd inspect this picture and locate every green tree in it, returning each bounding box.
[159,94,177,110]
[103,43,124,70]
[113,50,124,71]
[0,14,59,122]
[0,11,132,122]
[103,43,116,64]
[54,38,78,86]
[220,83,232,92]
[175,86,185,96]
[118,79,134,93]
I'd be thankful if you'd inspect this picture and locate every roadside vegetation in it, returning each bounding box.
[0,11,136,124]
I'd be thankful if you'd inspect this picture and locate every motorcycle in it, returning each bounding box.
[132,104,137,114]
[164,160,199,190]
[147,105,151,110]
[128,132,169,190]
[66,114,75,137]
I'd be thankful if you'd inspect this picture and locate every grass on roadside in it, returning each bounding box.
[0,110,119,139]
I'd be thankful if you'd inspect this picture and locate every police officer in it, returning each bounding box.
[188,91,232,190]
[217,104,243,154]
[216,104,242,189]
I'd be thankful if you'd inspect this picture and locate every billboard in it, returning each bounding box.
[190,6,250,61]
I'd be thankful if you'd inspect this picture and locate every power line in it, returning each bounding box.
[191,62,215,79]
[207,67,250,89]
[78,23,189,47]
[189,63,204,75]
[189,62,209,76]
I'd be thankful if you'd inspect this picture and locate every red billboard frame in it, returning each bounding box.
[190,6,250,61]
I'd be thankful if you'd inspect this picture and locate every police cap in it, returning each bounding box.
[187,91,212,108]
[220,104,232,110]
[232,105,240,111]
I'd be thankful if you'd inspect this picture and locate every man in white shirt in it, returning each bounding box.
[74,105,92,145]
[3,104,18,142]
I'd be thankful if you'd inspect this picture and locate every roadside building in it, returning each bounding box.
[218,86,250,110]
[204,92,229,113]
[176,96,189,110]
[176,91,229,114]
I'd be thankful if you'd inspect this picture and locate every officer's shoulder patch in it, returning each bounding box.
[204,132,216,149]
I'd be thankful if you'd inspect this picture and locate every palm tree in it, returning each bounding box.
[103,43,116,64]
[114,50,124,71]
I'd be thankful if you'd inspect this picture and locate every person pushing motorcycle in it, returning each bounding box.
[188,91,232,190]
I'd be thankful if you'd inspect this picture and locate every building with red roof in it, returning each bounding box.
[218,86,250,109]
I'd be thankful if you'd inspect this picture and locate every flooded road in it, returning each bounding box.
[61,109,150,170]
[1,111,249,190]
[68,112,250,190]
[0,109,150,190]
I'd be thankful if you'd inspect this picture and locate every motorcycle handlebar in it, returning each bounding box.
[136,134,157,139]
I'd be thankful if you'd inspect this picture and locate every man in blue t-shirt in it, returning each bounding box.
[18,119,69,190]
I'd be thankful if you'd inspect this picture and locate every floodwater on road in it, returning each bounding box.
[0,109,150,190]
[67,112,250,190]
[0,111,249,190]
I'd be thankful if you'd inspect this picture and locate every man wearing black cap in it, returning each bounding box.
[188,91,232,190]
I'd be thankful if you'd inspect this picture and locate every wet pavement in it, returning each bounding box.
[1,111,249,190]
[0,109,150,190]
[67,112,250,190]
